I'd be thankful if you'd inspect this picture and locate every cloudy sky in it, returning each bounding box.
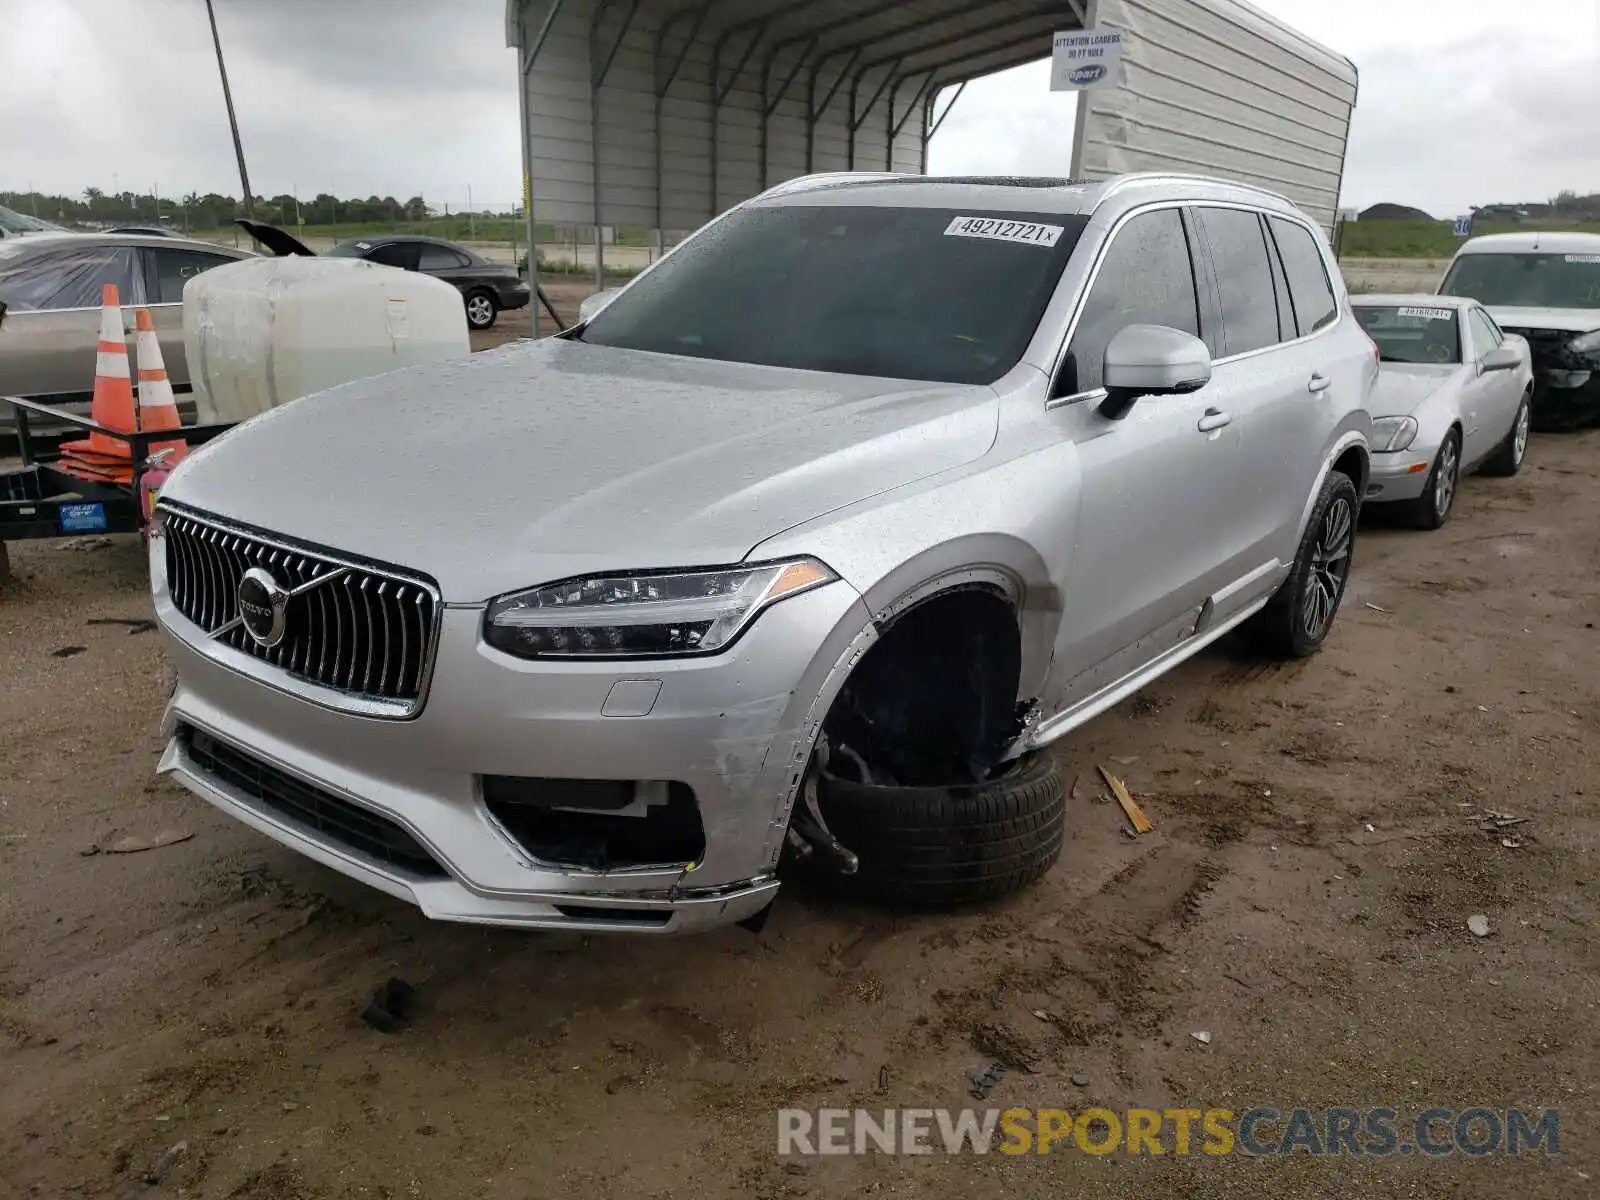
[2,0,1596,218]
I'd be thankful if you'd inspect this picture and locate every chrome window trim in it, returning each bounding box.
[157,500,444,721]
[1043,197,1345,407]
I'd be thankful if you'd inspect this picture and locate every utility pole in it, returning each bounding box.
[205,0,255,219]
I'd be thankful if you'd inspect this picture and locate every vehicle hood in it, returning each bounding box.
[1370,363,1460,417]
[1484,307,1600,336]
[161,338,1000,602]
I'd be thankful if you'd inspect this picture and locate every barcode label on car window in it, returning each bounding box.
[944,216,1063,247]
[1397,306,1454,321]
[1564,254,1600,263]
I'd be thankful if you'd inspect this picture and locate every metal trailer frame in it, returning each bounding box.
[507,0,1081,335]
[506,0,1358,331]
[0,396,236,573]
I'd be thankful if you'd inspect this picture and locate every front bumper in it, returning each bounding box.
[151,535,871,934]
[1530,370,1600,431]
[1364,448,1435,504]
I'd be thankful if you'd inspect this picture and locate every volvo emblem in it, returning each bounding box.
[237,566,290,648]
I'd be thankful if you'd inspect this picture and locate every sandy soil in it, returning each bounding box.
[1339,259,1446,294]
[3,402,1598,1198]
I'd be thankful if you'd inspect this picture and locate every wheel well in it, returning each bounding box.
[820,586,1023,787]
[1333,445,1368,495]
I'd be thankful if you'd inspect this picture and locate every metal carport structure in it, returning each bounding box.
[506,0,1358,328]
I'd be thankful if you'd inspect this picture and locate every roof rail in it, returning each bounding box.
[1096,172,1293,207]
[760,171,907,197]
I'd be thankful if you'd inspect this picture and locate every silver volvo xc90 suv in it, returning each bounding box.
[151,172,1376,934]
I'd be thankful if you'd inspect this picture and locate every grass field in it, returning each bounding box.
[1337,216,1597,258]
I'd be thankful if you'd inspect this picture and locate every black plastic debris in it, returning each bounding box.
[360,977,416,1033]
[52,645,86,658]
[969,1061,1007,1100]
[87,617,158,635]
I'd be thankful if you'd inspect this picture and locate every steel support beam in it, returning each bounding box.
[590,0,641,290]
[884,72,936,169]
[847,60,902,169]
[759,38,815,188]
[804,46,860,171]
[516,0,566,337]
[852,4,1064,81]
[928,80,967,140]
[655,0,718,256]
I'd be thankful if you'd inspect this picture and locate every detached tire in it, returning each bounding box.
[814,752,1065,908]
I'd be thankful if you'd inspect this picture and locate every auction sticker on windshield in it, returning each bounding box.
[1398,306,1454,321]
[1565,254,1600,264]
[944,216,1064,247]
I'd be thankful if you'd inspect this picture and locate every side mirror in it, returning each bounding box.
[0,299,7,330]
[1480,345,1521,373]
[578,287,623,324]
[1099,324,1213,419]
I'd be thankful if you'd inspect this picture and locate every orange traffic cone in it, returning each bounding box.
[58,283,137,483]
[132,307,188,467]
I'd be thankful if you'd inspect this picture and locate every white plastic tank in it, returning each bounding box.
[182,256,470,424]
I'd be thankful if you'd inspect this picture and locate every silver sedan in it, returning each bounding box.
[1353,294,1534,528]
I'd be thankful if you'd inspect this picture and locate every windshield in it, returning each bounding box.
[0,204,66,236]
[578,204,1088,384]
[1440,252,1600,309]
[1354,304,1462,364]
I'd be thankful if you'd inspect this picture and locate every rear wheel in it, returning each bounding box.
[1246,469,1358,659]
[464,290,498,330]
[1406,429,1460,530]
[812,752,1065,908]
[1481,393,1531,477]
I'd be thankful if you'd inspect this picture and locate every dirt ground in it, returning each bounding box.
[4,357,1599,1199]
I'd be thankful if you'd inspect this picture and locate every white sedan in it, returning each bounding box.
[1353,295,1534,528]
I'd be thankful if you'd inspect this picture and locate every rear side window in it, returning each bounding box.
[1196,207,1280,356]
[1064,208,1200,394]
[366,243,421,270]
[150,248,236,303]
[0,246,143,311]
[1268,217,1338,336]
[418,244,469,270]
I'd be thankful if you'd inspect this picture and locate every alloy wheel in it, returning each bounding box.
[1301,496,1353,639]
[467,295,494,327]
[1434,438,1459,518]
[1513,404,1530,465]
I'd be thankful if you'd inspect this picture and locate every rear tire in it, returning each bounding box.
[1481,393,1531,477]
[1246,469,1358,659]
[464,290,499,330]
[812,752,1065,908]
[1405,429,1461,530]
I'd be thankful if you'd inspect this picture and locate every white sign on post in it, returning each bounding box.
[1452,215,1474,238]
[1050,28,1125,91]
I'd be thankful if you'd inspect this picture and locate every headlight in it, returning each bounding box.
[1370,415,1419,452]
[483,558,838,659]
[1568,328,1600,355]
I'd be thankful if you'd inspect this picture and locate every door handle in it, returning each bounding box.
[1197,408,1232,433]
[1307,372,1331,394]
